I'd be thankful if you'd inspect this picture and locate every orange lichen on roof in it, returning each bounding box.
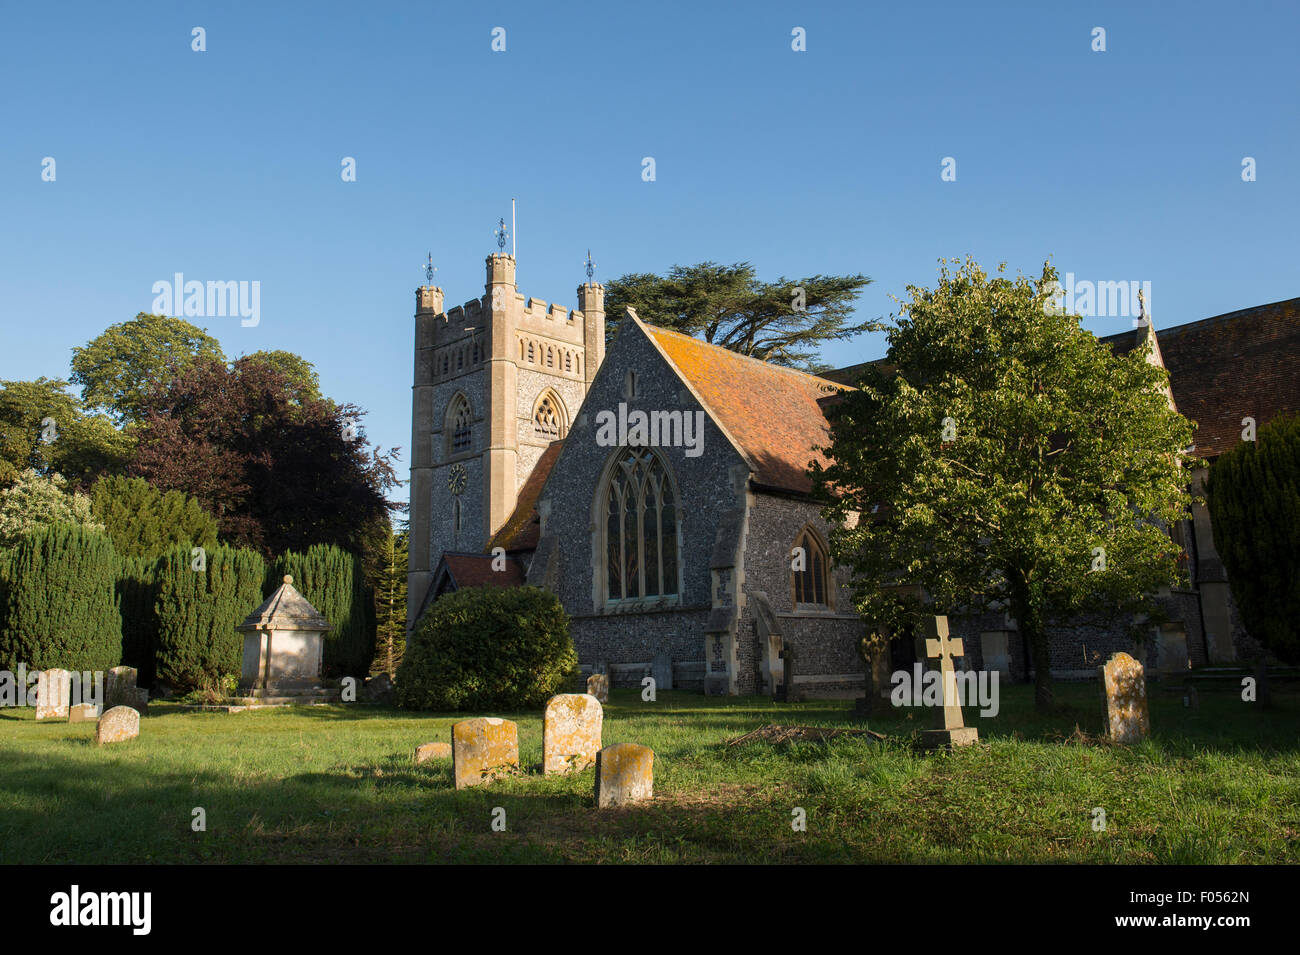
[644,324,852,495]
[490,440,564,552]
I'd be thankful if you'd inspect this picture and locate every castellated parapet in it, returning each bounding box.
[407,252,607,631]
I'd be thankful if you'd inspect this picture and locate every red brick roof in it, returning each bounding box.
[643,322,851,494]
[1153,298,1300,459]
[489,440,564,552]
[438,552,526,589]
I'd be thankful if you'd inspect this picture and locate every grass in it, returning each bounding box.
[1,680,1297,864]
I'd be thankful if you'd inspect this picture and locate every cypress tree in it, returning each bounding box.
[155,543,265,692]
[90,475,219,559]
[1206,412,1300,665]
[273,544,374,678]
[0,523,123,672]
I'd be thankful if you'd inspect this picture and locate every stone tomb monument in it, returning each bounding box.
[451,717,519,789]
[543,693,603,774]
[920,616,979,749]
[1100,651,1150,743]
[236,575,332,692]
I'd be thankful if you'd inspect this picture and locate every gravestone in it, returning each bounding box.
[594,743,654,808]
[96,705,140,745]
[105,666,137,705]
[1155,623,1190,680]
[980,631,1011,677]
[651,653,673,692]
[1100,651,1150,743]
[775,645,799,703]
[451,717,519,789]
[68,703,101,723]
[586,673,609,704]
[415,742,451,763]
[35,669,71,721]
[920,616,978,749]
[543,693,603,774]
[1182,685,1200,708]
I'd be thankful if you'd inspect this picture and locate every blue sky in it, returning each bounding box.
[2,1,1297,506]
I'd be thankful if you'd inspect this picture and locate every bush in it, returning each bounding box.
[154,543,265,692]
[396,586,574,711]
[272,544,374,678]
[0,523,122,672]
[91,475,219,559]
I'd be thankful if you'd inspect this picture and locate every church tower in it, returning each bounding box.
[407,252,605,630]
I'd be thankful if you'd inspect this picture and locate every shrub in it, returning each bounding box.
[396,586,574,711]
[154,543,265,692]
[0,523,122,672]
[91,475,219,559]
[272,544,374,678]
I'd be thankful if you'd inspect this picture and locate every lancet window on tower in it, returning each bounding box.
[533,391,566,440]
[446,394,472,455]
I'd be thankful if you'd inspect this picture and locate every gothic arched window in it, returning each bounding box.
[446,393,472,455]
[792,525,831,609]
[565,351,572,373]
[533,391,566,440]
[600,448,679,605]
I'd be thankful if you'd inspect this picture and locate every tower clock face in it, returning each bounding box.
[447,463,468,495]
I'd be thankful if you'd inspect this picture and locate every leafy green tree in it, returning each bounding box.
[1206,412,1300,666]
[604,261,879,370]
[70,313,225,425]
[0,523,122,672]
[154,542,265,693]
[396,586,573,711]
[90,475,219,559]
[273,544,374,678]
[0,378,133,488]
[0,470,101,548]
[812,258,1196,711]
[240,350,322,403]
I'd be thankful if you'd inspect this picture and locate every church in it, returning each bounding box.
[407,251,1300,695]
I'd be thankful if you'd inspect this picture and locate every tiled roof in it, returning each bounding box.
[489,440,564,553]
[643,322,851,494]
[1153,298,1300,459]
[439,552,526,589]
[237,575,332,632]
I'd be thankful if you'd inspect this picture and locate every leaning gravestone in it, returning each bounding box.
[594,743,654,808]
[451,717,519,789]
[415,742,451,763]
[651,653,673,692]
[1100,651,1150,743]
[543,694,603,774]
[35,669,71,721]
[920,616,978,749]
[97,705,140,745]
[586,673,609,704]
[68,703,100,723]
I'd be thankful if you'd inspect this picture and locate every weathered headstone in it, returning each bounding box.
[35,669,71,721]
[776,645,799,703]
[594,743,654,808]
[104,666,137,705]
[68,702,101,723]
[980,631,1011,677]
[96,705,140,745]
[451,717,519,789]
[543,693,603,774]
[586,673,609,704]
[1100,651,1150,743]
[920,616,978,749]
[651,653,673,692]
[415,742,451,763]
[1155,624,1190,680]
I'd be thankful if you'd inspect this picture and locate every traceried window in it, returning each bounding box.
[602,448,679,604]
[533,391,565,440]
[446,394,472,455]
[792,526,831,608]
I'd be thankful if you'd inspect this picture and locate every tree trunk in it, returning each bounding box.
[1009,580,1054,712]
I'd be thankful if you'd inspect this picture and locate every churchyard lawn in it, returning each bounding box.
[1,681,1296,864]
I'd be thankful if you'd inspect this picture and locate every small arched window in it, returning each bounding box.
[446,394,472,455]
[565,351,573,373]
[527,341,535,363]
[624,370,637,398]
[792,526,831,609]
[472,342,480,363]
[546,346,555,368]
[441,354,448,376]
[519,339,526,361]
[533,391,566,440]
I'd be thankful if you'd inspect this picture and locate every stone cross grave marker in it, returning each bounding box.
[1100,651,1150,743]
[921,616,978,749]
[451,717,519,789]
[543,693,603,774]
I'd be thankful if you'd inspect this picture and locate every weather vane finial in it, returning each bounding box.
[584,249,594,282]
[494,217,509,253]
[424,252,436,285]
